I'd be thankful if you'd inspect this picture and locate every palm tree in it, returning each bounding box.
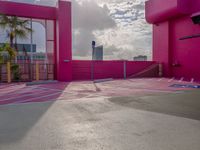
[0,14,32,52]
[0,43,16,62]
[0,14,33,81]
[0,43,16,81]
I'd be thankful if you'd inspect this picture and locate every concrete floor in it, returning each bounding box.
[0,78,200,150]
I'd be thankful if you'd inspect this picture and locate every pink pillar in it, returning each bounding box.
[153,22,172,77]
[56,0,72,81]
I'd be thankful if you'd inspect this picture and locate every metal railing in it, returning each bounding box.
[0,63,54,83]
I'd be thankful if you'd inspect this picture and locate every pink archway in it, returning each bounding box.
[0,0,72,81]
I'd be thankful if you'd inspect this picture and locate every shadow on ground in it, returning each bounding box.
[109,90,200,121]
[0,102,55,144]
[0,83,69,144]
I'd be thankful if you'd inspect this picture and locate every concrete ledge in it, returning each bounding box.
[93,78,113,83]
[26,80,58,86]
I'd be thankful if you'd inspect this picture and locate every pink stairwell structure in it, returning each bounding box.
[146,0,200,81]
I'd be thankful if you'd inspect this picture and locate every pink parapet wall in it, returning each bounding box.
[146,0,200,81]
[72,60,156,81]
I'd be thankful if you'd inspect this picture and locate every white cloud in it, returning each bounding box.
[72,0,116,58]
[93,0,152,60]
[1,0,152,60]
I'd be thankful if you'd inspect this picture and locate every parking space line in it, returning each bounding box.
[16,92,62,104]
[0,87,49,100]
[179,77,184,82]
[0,90,57,102]
[36,86,64,92]
[168,77,175,82]
[158,78,163,81]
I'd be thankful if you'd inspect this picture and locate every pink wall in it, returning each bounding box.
[146,0,200,81]
[72,60,156,81]
[56,0,72,81]
[145,0,194,24]
[126,61,155,77]
[0,1,56,20]
[0,0,72,81]
[152,22,172,77]
[189,0,200,14]
[170,16,200,80]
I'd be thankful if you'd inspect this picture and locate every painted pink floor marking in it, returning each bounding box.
[0,78,199,106]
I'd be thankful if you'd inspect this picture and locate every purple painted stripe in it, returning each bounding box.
[0,91,59,105]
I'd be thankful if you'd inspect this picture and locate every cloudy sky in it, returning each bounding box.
[1,0,152,60]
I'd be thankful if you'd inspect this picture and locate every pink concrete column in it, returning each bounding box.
[153,22,172,77]
[56,0,72,81]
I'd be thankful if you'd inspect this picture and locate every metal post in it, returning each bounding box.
[30,19,33,64]
[91,51,94,80]
[46,64,49,80]
[15,37,17,63]
[45,20,48,80]
[91,41,95,80]
[7,62,11,83]
[30,19,33,81]
[159,63,163,77]
[124,60,127,79]
[36,62,39,81]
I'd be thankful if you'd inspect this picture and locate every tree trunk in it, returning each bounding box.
[14,36,18,63]
[10,33,14,48]
[0,65,2,82]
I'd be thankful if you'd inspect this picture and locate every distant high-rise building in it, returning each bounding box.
[134,55,147,61]
[0,43,36,52]
[0,43,52,63]
[92,45,103,60]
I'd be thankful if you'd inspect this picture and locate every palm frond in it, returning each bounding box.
[0,43,16,61]
[0,14,9,29]
[15,29,27,39]
[18,19,30,26]
[24,26,33,33]
[4,43,16,59]
[1,14,34,55]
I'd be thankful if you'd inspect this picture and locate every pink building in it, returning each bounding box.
[146,0,200,81]
[0,0,160,82]
[0,0,72,81]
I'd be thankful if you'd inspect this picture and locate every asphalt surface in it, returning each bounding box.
[0,79,200,150]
